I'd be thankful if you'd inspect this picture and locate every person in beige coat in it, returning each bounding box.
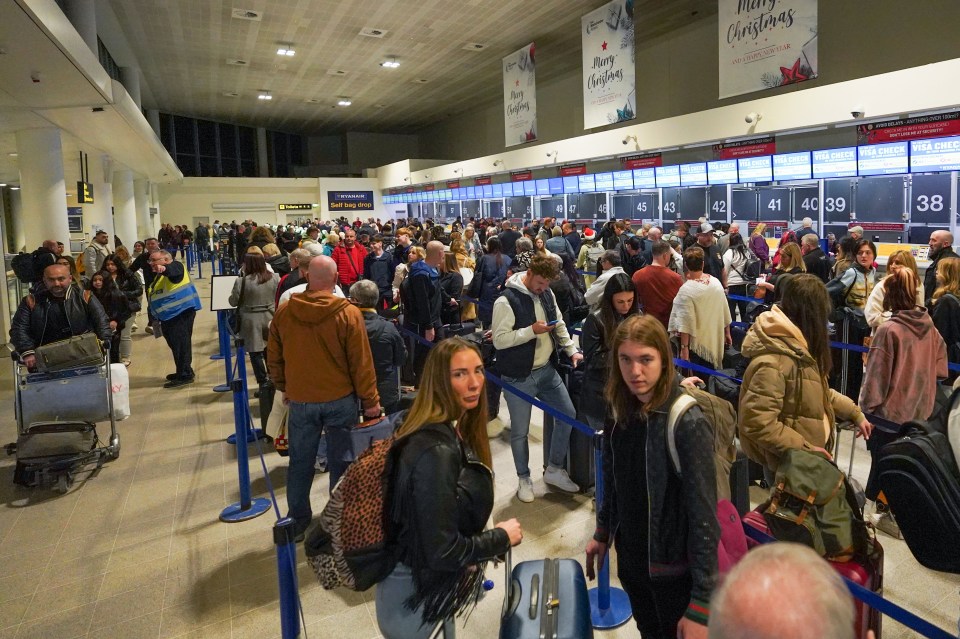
[739,274,872,476]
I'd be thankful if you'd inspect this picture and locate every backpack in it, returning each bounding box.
[666,387,738,500]
[304,411,406,591]
[12,249,54,284]
[761,448,868,562]
[585,244,605,275]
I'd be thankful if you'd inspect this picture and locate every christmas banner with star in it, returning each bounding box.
[581,0,635,130]
[718,0,818,99]
[502,42,538,147]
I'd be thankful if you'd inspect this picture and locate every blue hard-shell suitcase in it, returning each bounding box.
[500,551,593,639]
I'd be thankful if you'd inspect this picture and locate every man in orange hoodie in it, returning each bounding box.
[268,255,380,539]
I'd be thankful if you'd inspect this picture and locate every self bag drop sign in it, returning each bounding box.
[328,191,374,211]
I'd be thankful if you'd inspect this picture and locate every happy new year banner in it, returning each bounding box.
[503,43,537,147]
[719,0,818,99]
[582,0,635,130]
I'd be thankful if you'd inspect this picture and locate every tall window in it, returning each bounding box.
[159,114,264,177]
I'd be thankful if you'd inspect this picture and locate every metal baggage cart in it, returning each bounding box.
[7,350,120,492]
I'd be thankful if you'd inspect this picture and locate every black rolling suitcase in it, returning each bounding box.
[499,551,593,639]
[543,363,595,491]
[876,419,960,573]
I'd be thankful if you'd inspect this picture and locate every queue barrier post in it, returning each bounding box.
[212,311,233,391]
[220,339,271,523]
[196,245,204,280]
[588,430,633,629]
[274,517,302,639]
[226,337,267,444]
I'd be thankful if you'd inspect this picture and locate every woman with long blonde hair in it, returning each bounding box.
[378,338,521,638]
[749,222,770,266]
[930,257,960,382]
[865,249,924,330]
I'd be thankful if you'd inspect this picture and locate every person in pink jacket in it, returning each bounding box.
[860,267,948,537]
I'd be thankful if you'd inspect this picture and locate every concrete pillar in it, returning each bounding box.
[146,110,161,139]
[15,128,70,249]
[119,67,141,109]
[61,0,97,55]
[82,156,115,250]
[10,188,25,253]
[112,170,137,249]
[257,127,269,177]
[134,178,151,240]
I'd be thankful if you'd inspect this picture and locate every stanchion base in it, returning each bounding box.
[213,383,232,392]
[226,428,267,444]
[219,498,271,523]
[588,587,632,629]
[210,354,225,361]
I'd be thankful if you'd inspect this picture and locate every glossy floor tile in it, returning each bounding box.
[0,272,953,638]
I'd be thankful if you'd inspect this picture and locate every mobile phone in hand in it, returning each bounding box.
[546,319,559,326]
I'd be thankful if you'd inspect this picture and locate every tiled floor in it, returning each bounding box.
[0,272,955,638]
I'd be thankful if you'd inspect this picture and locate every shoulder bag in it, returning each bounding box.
[227,275,246,335]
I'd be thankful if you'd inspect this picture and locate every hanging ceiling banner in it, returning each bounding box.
[582,0,635,130]
[718,0,818,99]
[502,43,538,147]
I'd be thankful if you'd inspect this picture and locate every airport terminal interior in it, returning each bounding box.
[3,0,960,637]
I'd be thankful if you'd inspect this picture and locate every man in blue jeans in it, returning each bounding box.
[492,255,583,503]
[268,256,381,539]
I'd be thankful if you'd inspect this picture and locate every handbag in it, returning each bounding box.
[826,270,857,324]
[274,410,289,457]
[227,275,246,335]
[34,333,103,372]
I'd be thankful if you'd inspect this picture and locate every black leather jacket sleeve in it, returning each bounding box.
[595,424,617,543]
[10,298,36,355]
[408,443,510,571]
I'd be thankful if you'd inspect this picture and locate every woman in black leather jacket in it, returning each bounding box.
[377,338,522,638]
[585,315,717,639]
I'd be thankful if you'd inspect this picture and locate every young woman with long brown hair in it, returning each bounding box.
[377,338,522,638]
[586,314,717,639]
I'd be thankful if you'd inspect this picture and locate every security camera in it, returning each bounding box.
[851,109,865,119]
[745,112,761,124]
[622,138,629,145]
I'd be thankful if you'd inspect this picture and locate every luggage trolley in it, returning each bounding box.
[7,351,120,493]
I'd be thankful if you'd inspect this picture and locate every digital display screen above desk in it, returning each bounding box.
[548,178,563,195]
[578,174,596,192]
[482,185,493,198]
[680,163,708,187]
[813,147,858,179]
[773,152,813,181]
[535,179,550,195]
[857,142,909,176]
[655,165,680,188]
[633,168,656,189]
[594,172,614,192]
[910,136,960,172]
[492,184,503,198]
[707,160,738,185]
[613,171,634,190]
[563,176,580,194]
[737,156,772,182]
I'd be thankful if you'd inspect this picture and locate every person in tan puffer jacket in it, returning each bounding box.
[739,274,872,474]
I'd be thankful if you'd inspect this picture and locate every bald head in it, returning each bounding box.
[425,241,445,266]
[709,544,855,639]
[307,256,338,291]
[42,240,58,252]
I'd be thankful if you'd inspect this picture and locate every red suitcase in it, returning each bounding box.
[743,510,883,639]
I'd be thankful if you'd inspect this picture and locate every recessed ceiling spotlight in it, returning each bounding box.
[375,104,387,108]
[8,153,17,157]
[326,69,348,77]
[337,99,352,106]
[359,27,388,38]
[231,8,262,21]
[226,58,249,66]
[276,47,295,57]
[10,186,19,190]
[462,42,487,51]
[304,98,321,103]
[411,78,428,84]
[223,91,240,97]
[380,57,400,68]
[257,93,272,100]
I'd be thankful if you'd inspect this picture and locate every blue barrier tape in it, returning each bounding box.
[726,293,758,304]
[395,322,595,437]
[674,358,742,384]
[744,524,955,639]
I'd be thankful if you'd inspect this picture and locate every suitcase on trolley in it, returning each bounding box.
[743,510,883,639]
[499,553,593,639]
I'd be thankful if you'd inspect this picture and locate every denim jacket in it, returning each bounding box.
[595,383,719,625]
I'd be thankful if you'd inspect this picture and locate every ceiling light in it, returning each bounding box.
[222,91,240,98]
[10,186,19,190]
[277,48,295,57]
[258,93,272,100]
[0,183,6,187]
[380,57,400,68]
[8,153,17,157]
[462,43,487,51]
[337,99,352,106]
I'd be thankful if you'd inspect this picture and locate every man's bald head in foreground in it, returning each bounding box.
[709,543,862,639]
[307,256,338,292]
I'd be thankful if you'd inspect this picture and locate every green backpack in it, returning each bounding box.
[762,448,868,562]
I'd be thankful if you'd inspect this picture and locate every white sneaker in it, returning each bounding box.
[486,417,506,439]
[517,477,534,503]
[544,466,580,493]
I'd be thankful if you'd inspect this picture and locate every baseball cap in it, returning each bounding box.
[698,222,714,234]
[849,225,864,235]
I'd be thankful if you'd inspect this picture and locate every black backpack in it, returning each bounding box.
[11,249,51,284]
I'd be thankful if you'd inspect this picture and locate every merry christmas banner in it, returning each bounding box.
[719,0,818,99]
[502,43,538,147]
[582,0,636,130]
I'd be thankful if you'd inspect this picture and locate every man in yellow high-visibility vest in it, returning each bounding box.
[147,250,202,388]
